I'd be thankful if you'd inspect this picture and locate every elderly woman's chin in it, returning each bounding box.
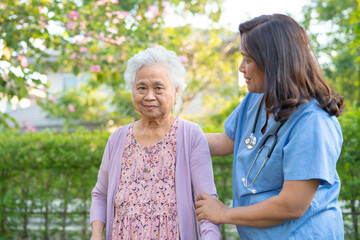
[141,111,169,121]
[136,106,173,120]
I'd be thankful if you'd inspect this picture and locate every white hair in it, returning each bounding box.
[124,46,187,97]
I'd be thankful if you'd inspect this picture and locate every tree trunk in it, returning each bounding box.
[82,190,87,239]
[82,169,88,239]
[44,175,50,240]
[62,173,69,240]
[22,200,28,239]
[62,201,67,240]
[21,172,29,239]
[0,170,7,237]
[44,200,49,240]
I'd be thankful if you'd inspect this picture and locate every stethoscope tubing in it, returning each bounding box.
[242,96,285,194]
[251,97,263,134]
[244,96,263,150]
[262,122,284,158]
[242,121,284,190]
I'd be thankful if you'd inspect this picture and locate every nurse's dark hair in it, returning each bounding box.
[239,14,344,122]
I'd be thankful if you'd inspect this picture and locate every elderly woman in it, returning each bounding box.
[90,46,221,240]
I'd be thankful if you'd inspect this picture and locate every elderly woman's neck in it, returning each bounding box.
[133,115,176,146]
[139,115,175,128]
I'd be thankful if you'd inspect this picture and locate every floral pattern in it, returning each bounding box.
[112,118,180,239]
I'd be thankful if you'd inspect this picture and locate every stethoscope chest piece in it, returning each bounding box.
[244,133,256,149]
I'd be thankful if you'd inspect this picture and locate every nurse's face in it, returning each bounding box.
[239,46,265,93]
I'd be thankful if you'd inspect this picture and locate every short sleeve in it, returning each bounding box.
[283,110,343,185]
[224,93,256,141]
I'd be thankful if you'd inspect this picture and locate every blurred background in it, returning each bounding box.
[0,0,359,239]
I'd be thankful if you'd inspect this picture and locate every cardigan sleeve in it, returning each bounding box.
[190,124,221,240]
[90,135,112,225]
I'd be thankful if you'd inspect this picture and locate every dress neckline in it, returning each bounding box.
[131,116,178,148]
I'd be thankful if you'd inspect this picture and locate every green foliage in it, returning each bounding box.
[302,0,360,104]
[38,85,112,127]
[163,27,241,116]
[338,105,360,240]
[0,0,240,128]
[350,1,360,55]
[338,106,360,200]
[0,129,110,239]
[0,0,51,126]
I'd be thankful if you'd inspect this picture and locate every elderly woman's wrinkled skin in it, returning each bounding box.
[133,64,178,123]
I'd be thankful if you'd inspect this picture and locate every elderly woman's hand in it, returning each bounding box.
[195,193,229,225]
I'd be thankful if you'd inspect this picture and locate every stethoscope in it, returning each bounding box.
[244,98,263,149]
[242,98,284,194]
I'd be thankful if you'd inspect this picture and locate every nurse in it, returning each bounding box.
[195,14,345,239]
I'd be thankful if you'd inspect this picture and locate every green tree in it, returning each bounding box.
[0,0,51,127]
[338,106,360,240]
[1,0,241,128]
[302,0,360,104]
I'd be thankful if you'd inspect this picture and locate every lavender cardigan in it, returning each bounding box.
[90,118,221,240]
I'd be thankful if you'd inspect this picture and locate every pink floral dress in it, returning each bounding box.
[112,118,180,240]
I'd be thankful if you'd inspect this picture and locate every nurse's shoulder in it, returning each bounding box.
[231,92,264,115]
[288,98,342,140]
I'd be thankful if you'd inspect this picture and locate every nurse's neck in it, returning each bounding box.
[267,112,271,120]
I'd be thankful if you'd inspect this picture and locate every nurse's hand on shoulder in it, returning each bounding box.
[195,193,228,225]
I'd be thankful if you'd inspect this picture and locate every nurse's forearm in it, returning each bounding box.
[221,196,295,227]
[205,132,234,156]
[220,179,320,227]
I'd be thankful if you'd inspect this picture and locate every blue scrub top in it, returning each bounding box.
[225,93,344,240]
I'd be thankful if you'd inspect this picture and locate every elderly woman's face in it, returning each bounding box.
[133,64,178,120]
